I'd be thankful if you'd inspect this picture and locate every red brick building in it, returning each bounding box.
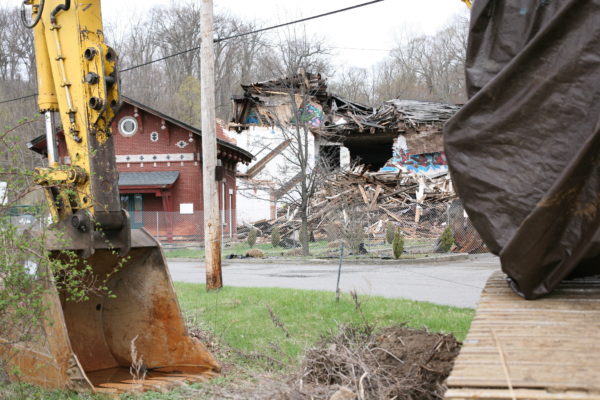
[30,98,253,241]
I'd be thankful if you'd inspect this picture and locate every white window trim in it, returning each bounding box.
[118,116,138,137]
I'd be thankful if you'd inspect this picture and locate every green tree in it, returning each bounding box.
[247,228,257,248]
[175,75,201,125]
[439,226,454,253]
[392,231,404,259]
[271,226,281,248]
[386,222,396,244]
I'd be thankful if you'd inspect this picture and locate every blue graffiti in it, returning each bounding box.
[380,151,448,175]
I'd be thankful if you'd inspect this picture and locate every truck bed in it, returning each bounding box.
[445,271,600,400]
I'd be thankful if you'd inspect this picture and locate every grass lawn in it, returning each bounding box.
[175,283,474,364]
[0,285,474,399]
[164,238,439,260]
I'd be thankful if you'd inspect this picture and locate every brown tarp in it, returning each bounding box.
[444,0,600,299]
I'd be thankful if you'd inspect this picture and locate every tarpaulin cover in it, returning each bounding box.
[444,0,600,299]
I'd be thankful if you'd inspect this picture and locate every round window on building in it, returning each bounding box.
[118,116,138,137]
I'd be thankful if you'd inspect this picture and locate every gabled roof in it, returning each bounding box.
[123,96,253,163]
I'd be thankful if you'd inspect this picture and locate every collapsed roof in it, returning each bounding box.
[231,72,461,170]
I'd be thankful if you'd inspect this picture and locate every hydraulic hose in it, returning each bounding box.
[20,0,45,29]
[50,0,70,25]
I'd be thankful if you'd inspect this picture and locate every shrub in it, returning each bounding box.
[0,118,127,379]
[439,226,454,253]
[346,223,365,254]
[392,231,404,259]
[386,222,396,244]
[271,226,281,248]
[246,248,265,258]
[325,222,342,243]
[286,248,304,256]
[247,228,257,248]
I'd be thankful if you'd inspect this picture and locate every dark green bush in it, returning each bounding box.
[271,226,281,248]
[439,226,454,252]
[386,222,396,244]
[392,231,404,259]
[247,228,257,248]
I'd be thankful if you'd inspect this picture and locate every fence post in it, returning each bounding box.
[335,244,345,302]
[156,212,159,242]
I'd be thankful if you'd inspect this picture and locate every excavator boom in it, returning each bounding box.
[1,0,219,393]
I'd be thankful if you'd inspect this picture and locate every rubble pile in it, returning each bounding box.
[321,98,461,136]
[238,165,457,245]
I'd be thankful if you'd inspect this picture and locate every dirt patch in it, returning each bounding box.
[287,325,460,399]
[184,323,460,400]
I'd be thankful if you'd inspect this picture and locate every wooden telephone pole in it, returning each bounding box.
[200,0,222,290]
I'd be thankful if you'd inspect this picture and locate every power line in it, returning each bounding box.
[1,0,385,104]
[120,0,384,73]
[0,93,36,105]
[215,0,384,43]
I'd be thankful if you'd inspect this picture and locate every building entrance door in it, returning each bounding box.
[120,194,144,228]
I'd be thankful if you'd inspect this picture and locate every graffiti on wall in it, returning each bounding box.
[291,103,325,128]
[380,136,448,175]
[244,101,324,129]
[380,150,448,175]
[245,109,261,125]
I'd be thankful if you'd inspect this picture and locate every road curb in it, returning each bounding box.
[167,253,470,265]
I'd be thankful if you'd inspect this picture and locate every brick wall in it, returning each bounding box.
[112,103,204,210]
[112,103,239,234]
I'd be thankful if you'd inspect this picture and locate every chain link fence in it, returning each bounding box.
[128,210,237,246]
[138,201,486,259]
[4,202,485,258]
[257,200,487,259]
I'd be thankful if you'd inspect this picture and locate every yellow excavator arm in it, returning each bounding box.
[27,0,126,256]
[0,1,221,393]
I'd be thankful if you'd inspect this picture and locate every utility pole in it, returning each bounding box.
[200,0,222,290]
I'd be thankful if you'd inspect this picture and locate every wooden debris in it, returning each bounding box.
[237,165,460,245]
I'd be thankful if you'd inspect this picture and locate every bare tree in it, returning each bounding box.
[214,15,266,122]
[241,30,334,255]
[105,4,268,123]
[0,6,35,82]
[387,15,468,103]
[329,67,374,106]
[107,10,168,111]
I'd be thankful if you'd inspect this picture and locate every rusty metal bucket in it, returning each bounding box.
[2,229,219,394]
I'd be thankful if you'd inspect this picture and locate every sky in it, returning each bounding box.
[3,0,469,70]
[102,0,469,69]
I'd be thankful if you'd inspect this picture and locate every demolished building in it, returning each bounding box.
[230,72,483,252]
[231,72,460,176]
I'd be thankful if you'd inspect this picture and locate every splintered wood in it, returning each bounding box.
[445,271,600,400]
[237,165,456,241]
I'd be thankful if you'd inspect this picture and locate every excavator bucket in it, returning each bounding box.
[1,229,219,394]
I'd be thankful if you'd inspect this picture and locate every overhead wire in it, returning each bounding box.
[1,0,385,105]
[119,0,384,73]
[0,93,37,105]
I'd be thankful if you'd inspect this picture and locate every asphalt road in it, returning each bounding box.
[168,254,500,308]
